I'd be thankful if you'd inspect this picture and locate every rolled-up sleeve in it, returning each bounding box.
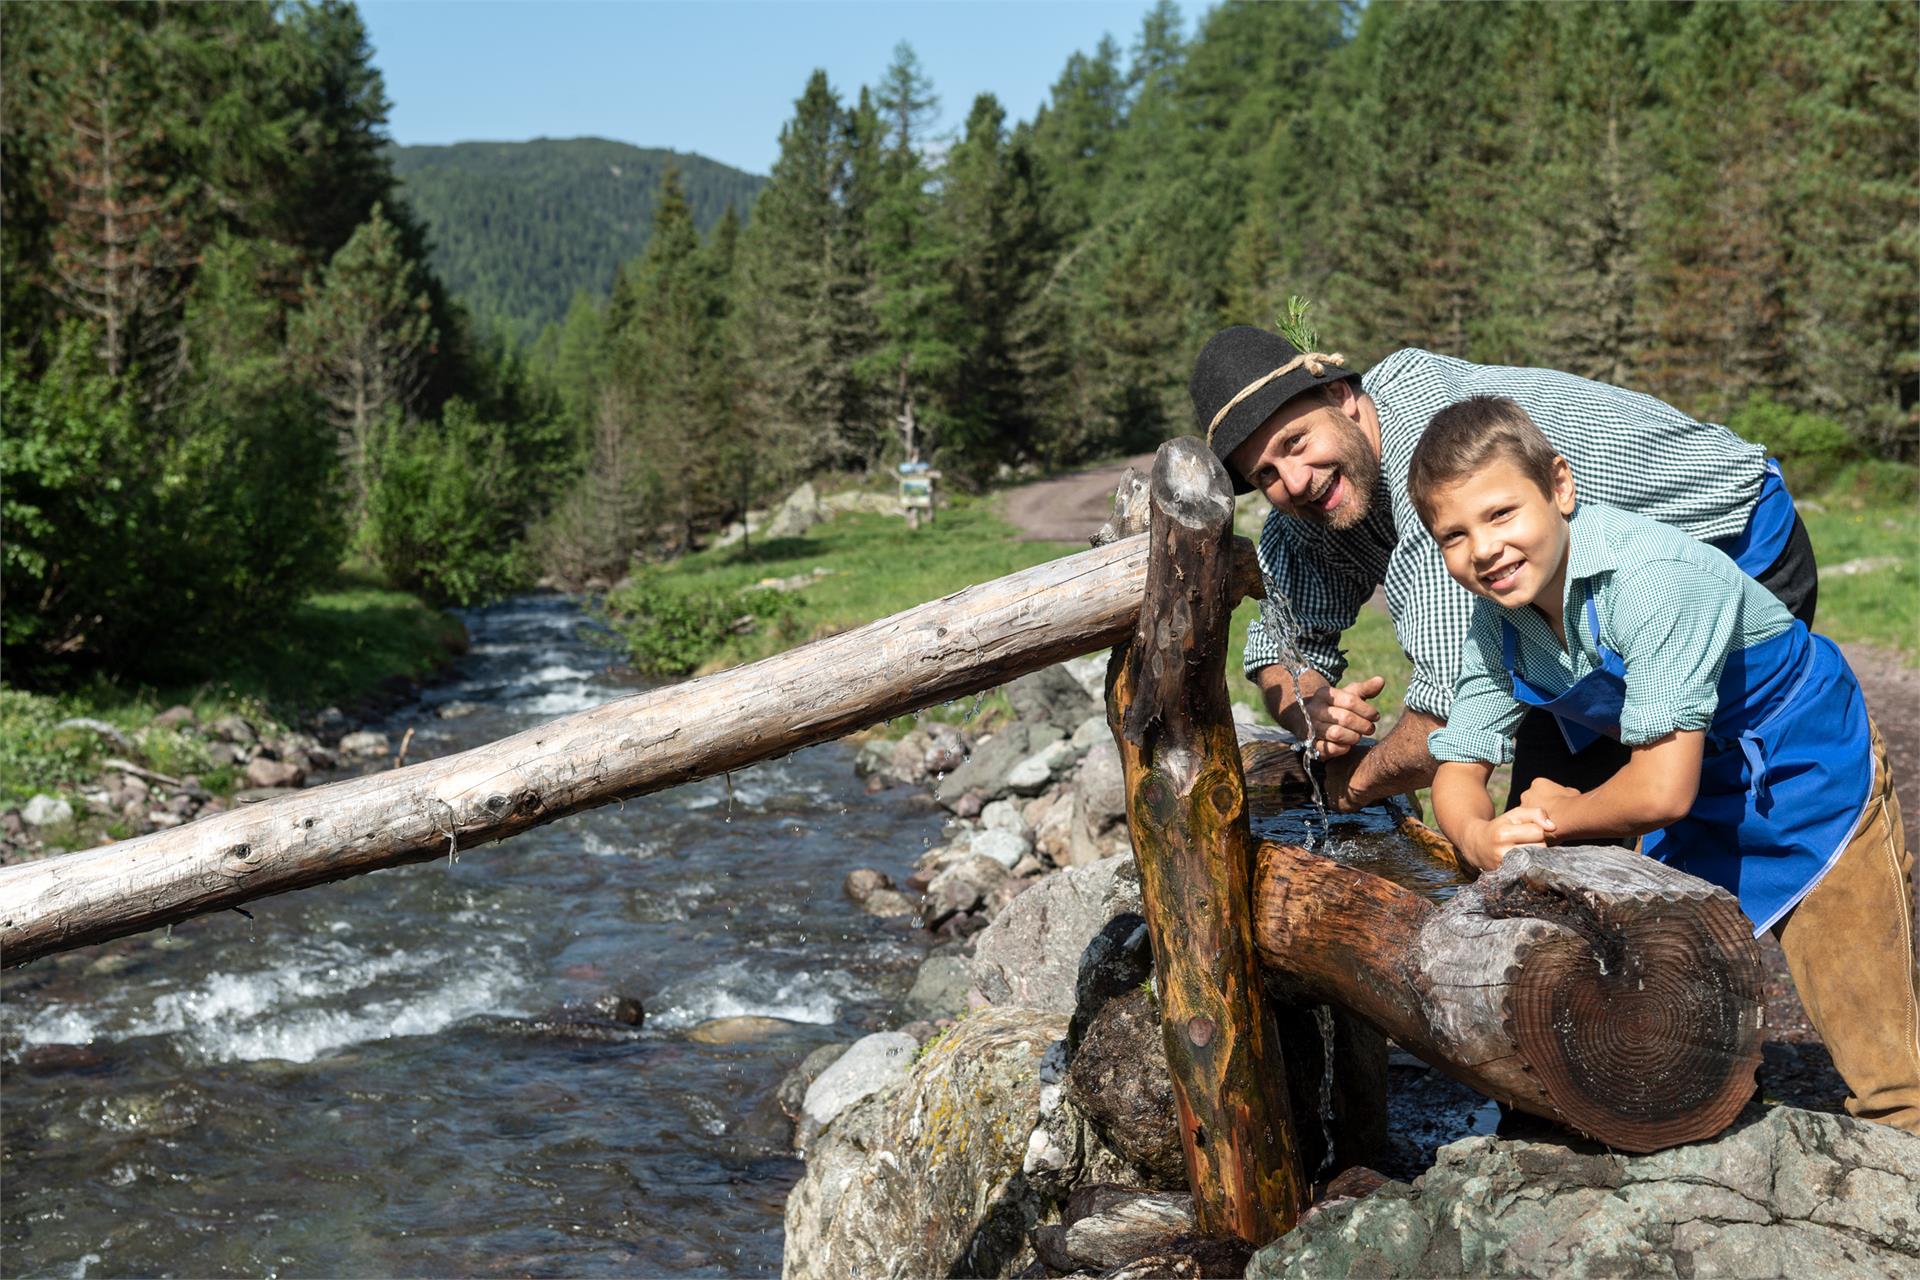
[1608,560,1740,744]
[1243,513,1375,683]
[1428,605,1525,764]
[1386,536,1481,719]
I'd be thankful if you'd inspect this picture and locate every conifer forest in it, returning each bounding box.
[3,0,1914,688]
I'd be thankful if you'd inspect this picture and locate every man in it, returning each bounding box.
[1189,324,1816,812]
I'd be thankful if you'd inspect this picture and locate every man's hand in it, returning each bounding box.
[1461,806,1557,871]
[1519,777,1581,815]
[1302,675,1385,758]
[1321,745,1371,813]
[1258,665,1383,757]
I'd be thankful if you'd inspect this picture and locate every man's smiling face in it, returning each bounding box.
[1227,380,1384,529]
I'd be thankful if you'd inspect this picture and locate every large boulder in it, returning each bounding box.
[766,481,823,539]
[1065,740,1130,866]
[798,1031,918,1151]
[970,854,1143,1013]
[1006,665,1100,734]
[935,725,1033,811]
[1247,1106,1920,1278]
[783,1006,1067,1280]
[1064,988,1184,1188]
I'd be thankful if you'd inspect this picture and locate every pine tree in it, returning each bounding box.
[939,94,1055,479]
[732,71,868,472]
[289,203,437,510]
[29,3,195,399]
[860,43,961,466]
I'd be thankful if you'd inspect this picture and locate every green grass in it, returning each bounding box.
[604,496,1081,674]
[1798,477,1918,663]
[1,567,464,808]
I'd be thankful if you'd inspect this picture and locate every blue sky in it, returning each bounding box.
[359,1,1171,176]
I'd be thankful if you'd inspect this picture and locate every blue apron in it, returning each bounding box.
[1501,596,1873,935]
[1711,458,1795,578]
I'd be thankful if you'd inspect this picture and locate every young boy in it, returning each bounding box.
[1409,394,1919,1134]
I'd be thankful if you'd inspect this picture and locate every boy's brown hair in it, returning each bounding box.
[1408,395,1563,528]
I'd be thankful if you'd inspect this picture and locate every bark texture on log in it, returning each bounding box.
[1,533,1261,968]
[1253,840,1764,1153]
[1107,438,1307,1243]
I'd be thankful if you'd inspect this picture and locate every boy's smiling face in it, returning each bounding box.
[1425,456,1578,613]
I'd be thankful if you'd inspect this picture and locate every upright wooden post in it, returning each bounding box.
[1106,438,1307,1243]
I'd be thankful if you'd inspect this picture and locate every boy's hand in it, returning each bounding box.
[1462,807,1557,871]
[1304,675,1385,758]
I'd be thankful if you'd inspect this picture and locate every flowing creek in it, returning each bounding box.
[1,595,945,1277]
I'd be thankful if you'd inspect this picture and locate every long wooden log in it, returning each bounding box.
[1107,439,1307,1242]
[0,534,1262,968]
[1253,839,1765,1152]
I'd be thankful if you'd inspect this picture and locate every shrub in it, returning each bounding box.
[603,573,795,675]
[365,399,529,604]
[1,323,342,683]
[1727,394,1857,492]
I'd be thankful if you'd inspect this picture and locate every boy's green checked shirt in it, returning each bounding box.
[1244,348,1771,719]
[1427,502,1796,765]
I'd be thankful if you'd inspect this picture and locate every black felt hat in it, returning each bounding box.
[1189,325,1362,494]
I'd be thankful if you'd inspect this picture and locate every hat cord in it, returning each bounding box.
[1206,351,1349,444]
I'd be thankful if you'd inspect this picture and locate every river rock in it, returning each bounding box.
[336,730,390,759]
[923,726,969,778]
[244,756,306,790]
[1005,739,1078,795]
[1071,713,1109,750]
[784,1007,1066,1280]
[774,1042,853,1136]
[152,704,195,730]
[21,795,73,827]
[798,1030,918,1150]
[209,713,256,745]
[1067,913,1154,1050]
[766,481,822,539]
[843,867,896,904]
[935,725,1031,810]
[854,738,897,780]
[969,828,1031,870]
[1245,1106,1920,1279]
[981,798,1028,836]
[1033,792,1076,863]
[904,950,972,1019]
[862,889,919,918]
[686,1015,796,1045]
[1065,987,1184,1188]
[1057,1187,1196,1270]
[970,853,1143,1012]
[922,854,1010,928]
[1006,665,1099,733]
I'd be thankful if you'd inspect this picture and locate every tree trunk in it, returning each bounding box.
[0,530,1262,968]
[1106,438,1307,1243]
[1252,839,1765,1153]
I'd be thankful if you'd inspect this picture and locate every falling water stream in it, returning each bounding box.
[1257,583,1331,847]
[1,595,947,1278]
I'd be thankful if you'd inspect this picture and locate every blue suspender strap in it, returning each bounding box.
[1501,618,1519,673]
[1583,595,1602,664]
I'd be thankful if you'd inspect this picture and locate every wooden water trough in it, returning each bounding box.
[0,438,1766,1249]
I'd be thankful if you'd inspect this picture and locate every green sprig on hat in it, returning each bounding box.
[1274,295,1319,352]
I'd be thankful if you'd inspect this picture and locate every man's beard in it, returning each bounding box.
[1301,419,1381,530]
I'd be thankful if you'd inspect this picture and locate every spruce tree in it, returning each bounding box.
[289,203,437,511]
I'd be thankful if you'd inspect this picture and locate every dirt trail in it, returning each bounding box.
[998,456,1918,804]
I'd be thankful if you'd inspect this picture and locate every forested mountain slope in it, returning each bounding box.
[390,137,762,341]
